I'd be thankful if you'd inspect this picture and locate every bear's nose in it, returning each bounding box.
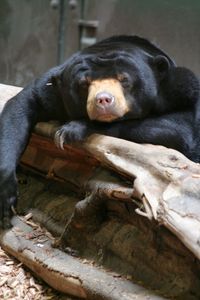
[95,92,115,107]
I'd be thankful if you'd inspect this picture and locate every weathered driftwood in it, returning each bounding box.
[84,134,200,260]
[1,83,200,299]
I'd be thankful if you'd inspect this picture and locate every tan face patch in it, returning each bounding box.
[87,79,130,122]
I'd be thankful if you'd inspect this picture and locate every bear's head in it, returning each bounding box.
[55,36,199,122]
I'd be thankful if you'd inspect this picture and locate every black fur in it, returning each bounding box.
[0,35,199,228]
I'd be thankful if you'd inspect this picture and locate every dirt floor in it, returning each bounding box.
[0,246,79,300]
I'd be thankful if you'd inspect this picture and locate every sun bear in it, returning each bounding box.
[0,35,199,228]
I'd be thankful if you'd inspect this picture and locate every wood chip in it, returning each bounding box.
[0,245,80,299]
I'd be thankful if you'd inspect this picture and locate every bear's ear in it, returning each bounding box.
[153,55,170,76]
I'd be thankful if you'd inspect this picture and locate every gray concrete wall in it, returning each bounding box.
[0,0,199,87]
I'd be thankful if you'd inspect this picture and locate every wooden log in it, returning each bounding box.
[84,134,200,260]
[22,120,200,260]
[17,133,200,300]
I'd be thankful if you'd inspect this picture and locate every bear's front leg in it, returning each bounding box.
[0,174,18,228]
[0,86,40,228]
[54,120,93,149]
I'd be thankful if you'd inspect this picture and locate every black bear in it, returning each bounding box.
[0,35,199,228]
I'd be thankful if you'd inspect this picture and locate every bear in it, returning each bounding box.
[0,35,199,228]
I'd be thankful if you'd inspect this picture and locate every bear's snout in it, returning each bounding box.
[95,91,115,108]
[87,78,130,122]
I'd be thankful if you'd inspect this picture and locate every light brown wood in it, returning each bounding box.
[85,134,200,259]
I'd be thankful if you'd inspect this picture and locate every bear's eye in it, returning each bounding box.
[117,73,131,87]
[78,76,91,88]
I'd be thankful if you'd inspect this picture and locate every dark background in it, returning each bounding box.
[0,0,199,87]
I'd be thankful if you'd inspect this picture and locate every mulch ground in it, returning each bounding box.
[0,246,78,300]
